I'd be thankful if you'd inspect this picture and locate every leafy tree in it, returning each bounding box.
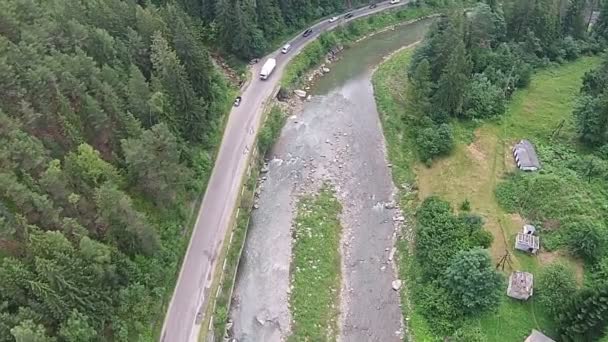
[416,123,454,163]
[574,95,608,147]
[444,248,502,315]
[537,263,578,320]
[11,320,55,342]
[564,218,607,262]
[557,284,608,341]
[463,73,506,118]
[59,310,96,342]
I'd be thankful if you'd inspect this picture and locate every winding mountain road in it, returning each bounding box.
[160,2,410,341]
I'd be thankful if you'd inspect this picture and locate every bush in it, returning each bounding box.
[463,73,506,119]
[460,199,471,211]
[416,123,454,163]
[536,263,577,320]
[564,218,607,262]
[416,281,464,334]
[451,324,486,342]
[444,248,503,315]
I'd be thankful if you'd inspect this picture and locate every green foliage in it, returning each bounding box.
[444,248,503,315]
[0,1,230,339]
[564,218,607,262]
[450,324,486,342]
[537,263,577,320]
[257,106,286,154]
[557,284,608,341]
[291,186,342,340]
[460,199,471,211]
[122,123,193,205]
[416,123,454,163]
[413,197,496,334]
[463,73,506,119]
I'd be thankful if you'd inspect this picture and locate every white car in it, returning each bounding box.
[281,43,292,54]
[329,16,338,23]
[389,0,401,4]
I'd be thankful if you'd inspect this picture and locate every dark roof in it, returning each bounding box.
[513,140,541,171]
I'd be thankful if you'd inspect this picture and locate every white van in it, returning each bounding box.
[281,43,292,54]
[390,0,401,4]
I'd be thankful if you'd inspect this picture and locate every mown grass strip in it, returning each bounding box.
[290,185,342,341]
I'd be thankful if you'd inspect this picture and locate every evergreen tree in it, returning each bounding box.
[122,123,192,205]
[434,40,471,117]
[407,58,433,119]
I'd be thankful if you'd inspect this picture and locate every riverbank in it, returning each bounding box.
[372,46,601,341]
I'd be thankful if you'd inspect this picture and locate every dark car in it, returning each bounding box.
[234,96,242,107]
[369,3,377,8]
[344,12,354,19]
[303,29,313,37]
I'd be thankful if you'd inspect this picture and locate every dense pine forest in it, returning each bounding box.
[0,0,231,340]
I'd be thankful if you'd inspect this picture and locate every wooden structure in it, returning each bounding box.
[507,271,534,300]
[515,233,539,254]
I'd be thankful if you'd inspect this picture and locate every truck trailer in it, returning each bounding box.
[260,58,277,80]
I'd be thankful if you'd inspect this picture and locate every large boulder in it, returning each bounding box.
[294,89,307,98]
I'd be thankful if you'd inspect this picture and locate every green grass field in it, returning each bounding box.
[289,186,342,341]
[373,48,600,341]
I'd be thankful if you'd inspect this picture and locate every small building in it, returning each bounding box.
[523,224,536,235]
[515,233,540,254]
[524,329,555,342]
[513,140,541,171]
[507,271,534,300]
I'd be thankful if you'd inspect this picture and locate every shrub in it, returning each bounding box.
[416,123,454,163]
[460,199,471,211]
[451,324,486,342]
[564,218,607,262]
[536,263,577,320]
[416,281,464,334]
[444,248,503,315]
[463,73,506,119]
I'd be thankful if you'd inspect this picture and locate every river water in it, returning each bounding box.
[229,18,433,342]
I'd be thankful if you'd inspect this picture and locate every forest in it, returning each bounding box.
[0,0,233,340]
[399,0,608,340]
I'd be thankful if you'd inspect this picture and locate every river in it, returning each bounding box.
[229,18,433,342]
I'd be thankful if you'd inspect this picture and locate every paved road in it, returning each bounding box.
[160,2,410,341]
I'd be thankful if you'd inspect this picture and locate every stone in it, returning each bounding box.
[322,67,331,73]
[388,247,396,261]
[393,215,405,222]
[294,89,307,98]
[392,280,402,291]
[253,204,260,209]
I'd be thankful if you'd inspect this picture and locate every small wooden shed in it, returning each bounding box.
[524,329,555,342]
[507,271,534,300]
[515,233,539,254]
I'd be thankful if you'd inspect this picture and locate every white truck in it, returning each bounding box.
[260,58,277,80]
